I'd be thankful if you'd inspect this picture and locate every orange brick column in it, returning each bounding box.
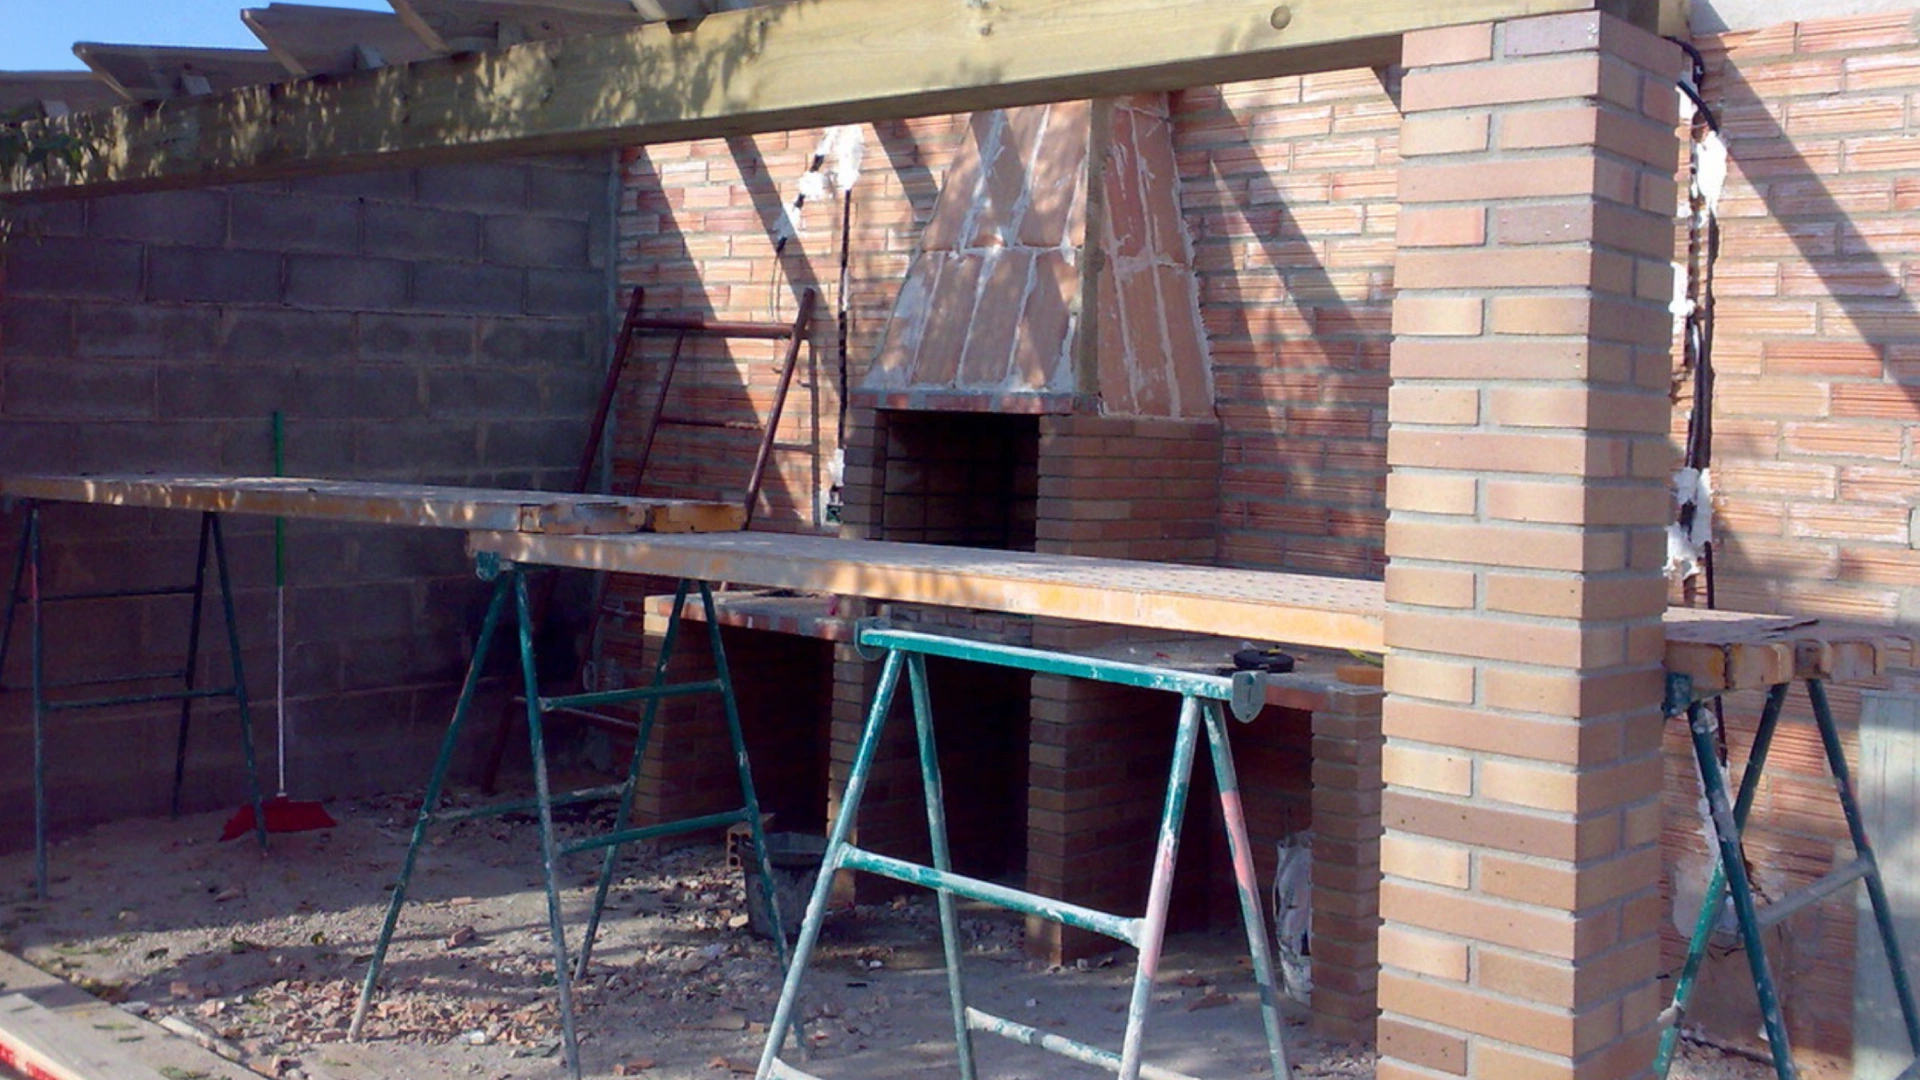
[1379,13,1681,1079]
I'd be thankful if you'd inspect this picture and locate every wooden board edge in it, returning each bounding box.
[0,993,167,1080]
[465,530,1386,651]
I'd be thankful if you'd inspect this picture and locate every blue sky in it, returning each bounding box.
[1,0,393,71]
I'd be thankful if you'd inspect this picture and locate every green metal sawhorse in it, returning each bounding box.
[1657,672,1920,1079]
[756,622,1293,1080]
[0,500,267,900]
[348,552,789,1080]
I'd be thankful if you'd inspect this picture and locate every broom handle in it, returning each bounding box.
[277,591,287,793]
[273,411,288,794]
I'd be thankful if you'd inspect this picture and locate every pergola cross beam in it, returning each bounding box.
[1,0,1666,203]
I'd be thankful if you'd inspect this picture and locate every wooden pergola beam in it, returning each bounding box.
[2,0,1661,203]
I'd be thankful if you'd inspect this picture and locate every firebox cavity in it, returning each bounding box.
[878,411,1038,552]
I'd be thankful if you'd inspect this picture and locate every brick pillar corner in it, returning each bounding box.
[1310,683,1385,1040]
[1380,12,1681,1079]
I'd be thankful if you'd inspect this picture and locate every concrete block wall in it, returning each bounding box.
[0,154,616,833]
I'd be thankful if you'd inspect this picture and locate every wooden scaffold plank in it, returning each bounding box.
[0,474,745,535]
[1663,607,1914,694]
[0,993,168,1080]
[469,529,1390,650]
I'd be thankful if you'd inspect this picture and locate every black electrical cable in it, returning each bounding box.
[836,188,853,453]
[1666,38,1759,908]
[1669,34,1723,612]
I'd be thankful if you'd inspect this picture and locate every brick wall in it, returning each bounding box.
[1023,414,1224,962]
[1658,12,1920,1070]
[1025,672,1197,961]
[0,156,615,833]
[610,121,971,534]
[870,411,1039,550]
[1172,70,1399,580]
[610,99,1363,1011]
[611,606,833,833]
[1300,683,1386,1041]
[1035,415,1221,562]
[593,124,971,809]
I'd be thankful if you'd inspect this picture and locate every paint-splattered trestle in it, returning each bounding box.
[755,623,1293,1080]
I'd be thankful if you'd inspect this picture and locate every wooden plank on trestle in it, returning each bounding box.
[243,5,443,77]
[0,993,169,1080]
[2,0,1668,202]
[0,474,745,535]
[1663,608,1913,693]
[468,529,1390,649]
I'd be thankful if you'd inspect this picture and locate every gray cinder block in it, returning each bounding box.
[4,236,144,299]
[287,256,410,310]
[147,247,282,303]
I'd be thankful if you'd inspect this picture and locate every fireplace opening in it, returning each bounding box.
[878,411,1039,552]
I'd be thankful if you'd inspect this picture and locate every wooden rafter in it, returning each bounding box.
[628,0,736,20]
[242,5,442,77]
[71,44,289,103]
[388,0,644,53]
[0,73,122,118]
[2,0,1664,203]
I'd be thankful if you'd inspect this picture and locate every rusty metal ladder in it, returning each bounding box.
[621,288,818,528]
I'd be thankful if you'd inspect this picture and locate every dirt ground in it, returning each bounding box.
[0,789,1769,1080]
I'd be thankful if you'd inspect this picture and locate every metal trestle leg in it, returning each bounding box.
[349,555,787,1080]
[0,503,265,900]
[1656,674,1920,1079]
